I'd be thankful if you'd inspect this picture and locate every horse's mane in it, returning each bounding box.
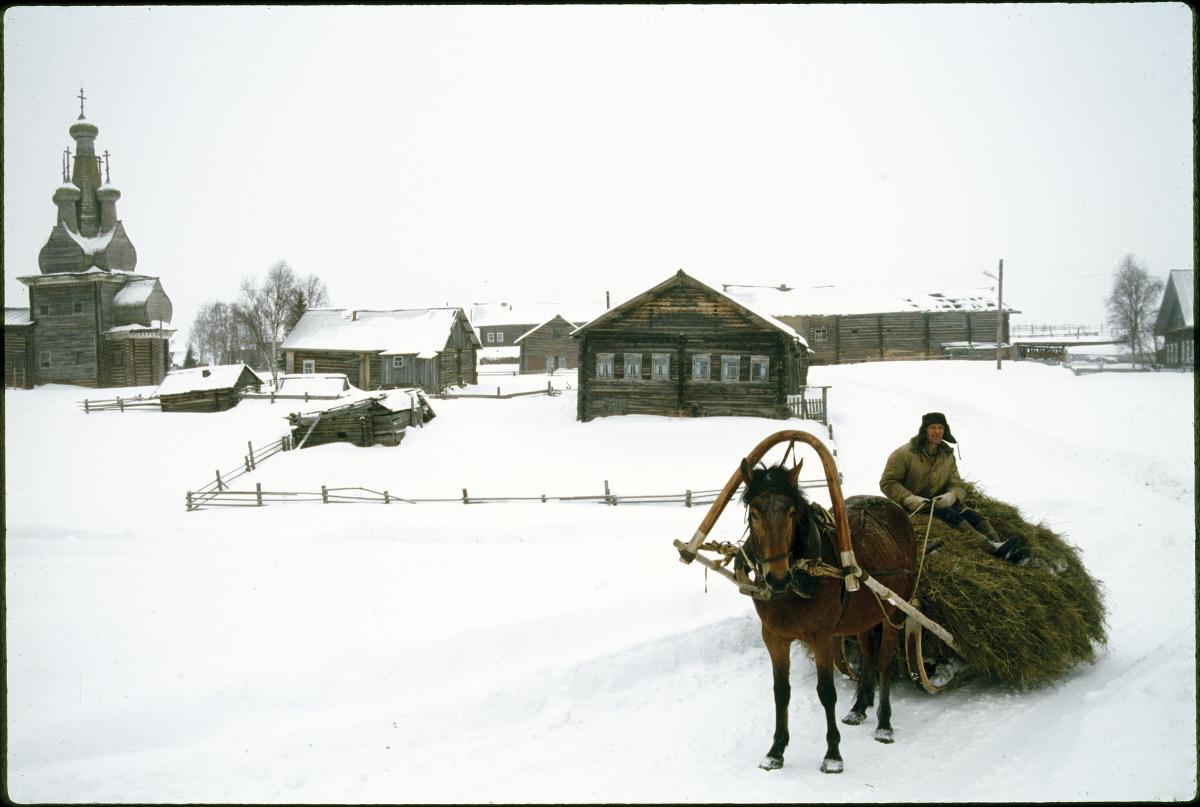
[740,464,810,510]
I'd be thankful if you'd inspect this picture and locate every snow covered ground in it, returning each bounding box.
[4,360,1195,803]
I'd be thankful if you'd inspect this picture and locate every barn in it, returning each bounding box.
[4,308,36,389]
[572,270,810,421]
[1154,270,1194,369]
[281,308,481,393]
[724,284,1018,365]
[513,312,601,373]
[287,389,436,449]
[155,364,265,412]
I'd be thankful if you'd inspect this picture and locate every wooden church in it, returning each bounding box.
[10,92,175,388]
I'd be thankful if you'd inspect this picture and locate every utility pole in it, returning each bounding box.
[996,259,1004,370]
[983,259,1004,370]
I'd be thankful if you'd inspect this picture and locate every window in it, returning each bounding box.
[721,355,741,382]
[74,351,84,365]
[74,302,84,314]
[38,304,49,316]
[552,328,563,339]
[40,351,51,368]
[392,356,405,369]
[596,353,614,380]
[692,354,711,381]
[112,352,123,366]
[623,353,642,380]
[487,332,495,343]
[302,359,315,374]
[652,353,670,381]
[812,327,828,342]
[495,331,504,344]
[750,356,769,382]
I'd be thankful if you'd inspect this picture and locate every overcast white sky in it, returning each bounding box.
[3,4,1193,343]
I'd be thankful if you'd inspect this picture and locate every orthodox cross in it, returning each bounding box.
[63,148,73,181]
[77,86,87,118]
[103,150,111,183]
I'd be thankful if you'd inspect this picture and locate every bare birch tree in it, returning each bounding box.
[1105,255,1164,363]
[233,260,301,383]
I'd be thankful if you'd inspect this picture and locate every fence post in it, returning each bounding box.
[321,485,329,504]
[244,455,252,473]
[216,470,225,491]
[256,482,263,506]
[384,490,391,504]
[605,480,614,506]
[247,441,256,470]
[186,491,193,511]
[497,387,501,397]
[119,397,125,412]
[84,399,90,414]
[462,488,469,504]
[686,489,692,508]
[822,387,829,425]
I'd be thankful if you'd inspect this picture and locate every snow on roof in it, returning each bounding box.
[571,270,807,347]
[155,364,264,396]
[469,301,605,328]
[480,345,521,360]
[5,308,33,327]
[104,322,176,334]
[295,387,430,416]
[65,225,117,255]
[513,314,579,344]
[113,277,158,307]
[723,284,1016,316]
[282,308,481,354]
[274,374,353,397]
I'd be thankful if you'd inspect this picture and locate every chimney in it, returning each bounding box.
[606,291,610,309]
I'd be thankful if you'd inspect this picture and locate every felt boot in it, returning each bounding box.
[954,519,1001,553]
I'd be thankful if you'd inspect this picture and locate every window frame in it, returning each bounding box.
[651,353,670,381]
[623,353,642,381]
[302,359,316,374]
[73,301,84,314]
[812,326,828,342]
[750,355,770,383]
[392,355,405,369]
[596,352,615,380]
[40,350,52,368]
[691,353,711,382]
[720,354,741,383]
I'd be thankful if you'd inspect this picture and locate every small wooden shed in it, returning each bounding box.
[1154,270,1194,369]
[287,389,436,449]
[156,364,264,412]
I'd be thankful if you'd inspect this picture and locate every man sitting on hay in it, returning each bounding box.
[880,411,1029,564]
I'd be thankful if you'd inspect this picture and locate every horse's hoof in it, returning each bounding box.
[759,755,784,771]
[875,728,895,744]
[842,710,867,726]
[820,757,844,774]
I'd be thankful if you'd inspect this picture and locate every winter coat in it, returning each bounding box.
[879,437,967,506]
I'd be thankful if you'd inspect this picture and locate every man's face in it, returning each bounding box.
[926,423,945,446]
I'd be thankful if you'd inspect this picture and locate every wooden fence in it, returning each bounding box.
[439,382,564,400]
[186,476,835,511]
[80,394,161,413]
[186,436,294,510]
[787,386,830,425]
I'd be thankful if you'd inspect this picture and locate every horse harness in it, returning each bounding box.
[745,501,917,629]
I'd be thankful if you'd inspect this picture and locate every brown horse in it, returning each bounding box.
[739,459,916,774]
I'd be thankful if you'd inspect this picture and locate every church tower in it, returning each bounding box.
[16,91,175,388]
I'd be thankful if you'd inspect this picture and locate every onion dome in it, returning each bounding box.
[96,183,121,202]
[69,117,98,140]
[53,182,82,203]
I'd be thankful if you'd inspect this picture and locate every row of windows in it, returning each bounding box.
[36,350,112,368]
[486,331,506,344]
[299,356,409,374]
[595,353,769,383]
[36,302,87,316]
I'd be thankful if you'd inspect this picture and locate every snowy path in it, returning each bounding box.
[5,362,1195,802]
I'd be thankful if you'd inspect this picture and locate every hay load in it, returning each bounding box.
[902,481,1108,689]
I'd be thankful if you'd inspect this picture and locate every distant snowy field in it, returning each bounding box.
[5,361,1195,803]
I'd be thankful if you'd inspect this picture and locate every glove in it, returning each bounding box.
[903,495,929,513]
[931,491,957,510]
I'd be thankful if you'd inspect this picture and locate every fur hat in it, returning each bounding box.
[921,411,957,444]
